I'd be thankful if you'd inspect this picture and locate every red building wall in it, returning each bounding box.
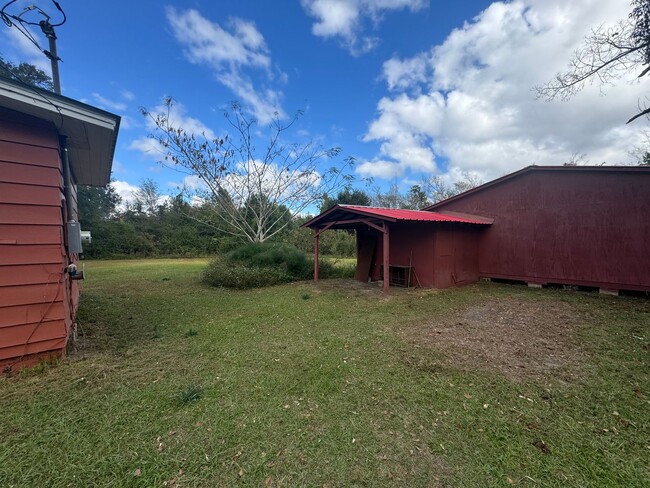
[430,168,650,292]
[357,222,481,288]
[0,108,79,371]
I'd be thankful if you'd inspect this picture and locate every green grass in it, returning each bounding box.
[0,258,648,487]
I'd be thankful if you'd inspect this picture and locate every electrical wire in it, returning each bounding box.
[0,61,65,130]
[1,1,67,56]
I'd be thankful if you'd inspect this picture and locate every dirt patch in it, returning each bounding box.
[404,297,585,381]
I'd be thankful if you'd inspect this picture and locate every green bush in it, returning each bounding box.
[202,259,293,289]
[202,242,354,289]
[228,242,311,278]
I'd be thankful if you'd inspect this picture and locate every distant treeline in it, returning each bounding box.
[78,184,356,259]
[78,175,481,259]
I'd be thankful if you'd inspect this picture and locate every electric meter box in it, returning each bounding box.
[80,230,92,245]
[67,221,83,253]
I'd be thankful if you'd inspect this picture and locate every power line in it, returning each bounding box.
[1,1,67,92]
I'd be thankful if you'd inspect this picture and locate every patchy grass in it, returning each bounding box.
[0,259,648,487]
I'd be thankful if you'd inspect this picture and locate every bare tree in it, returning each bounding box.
[132,178,161,215]
[421,172,483,204]
[370,172,483,209]
[628,129,650,163]
[141,98,353,242]
[536,0,650,123]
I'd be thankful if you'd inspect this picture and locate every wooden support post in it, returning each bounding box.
[314,229,319,282]
[383,223,389,293]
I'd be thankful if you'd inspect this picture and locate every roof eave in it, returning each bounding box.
[0,76,121,186]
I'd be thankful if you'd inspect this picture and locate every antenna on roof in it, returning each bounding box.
[0,1,67,94]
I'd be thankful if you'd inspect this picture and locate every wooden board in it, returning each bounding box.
[0,301,66,328]
[0,182,63,206]
[0,225,62,245]
[356,232,377,281]
[0,282,64,307]
[0,320,67,349]
[0,160,62,187]
[0,139,61,168]
[0,244,64,266]
[0,264,63,287]
[0,204,62,225]
[0,337,67,362]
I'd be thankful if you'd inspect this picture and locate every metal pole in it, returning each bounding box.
[40,21,61,94]
[383,224,390,293]
[314,230,319,282]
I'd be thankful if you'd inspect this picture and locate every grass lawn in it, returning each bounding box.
[1,258,648,487]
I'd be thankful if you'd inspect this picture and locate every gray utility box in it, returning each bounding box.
[67,221,83,254]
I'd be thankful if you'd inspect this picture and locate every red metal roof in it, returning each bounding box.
[339,205,490,224]
[302,204,491,228]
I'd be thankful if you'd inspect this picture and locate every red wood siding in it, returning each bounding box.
[0,182,63,206]
[431,226,480,288]
[356,222,480,288]
[0,224,63,244]
[387,222,436,286]
[432,169,650,291]
[0,108,77,371]
[0,283,63,307]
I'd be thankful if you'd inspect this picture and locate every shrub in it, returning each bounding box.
[228,242,310,278]
[202,259,292,289]
[203,242,355,289]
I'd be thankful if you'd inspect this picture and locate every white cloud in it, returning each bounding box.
[2,26,51,74]
[166,7,285,123]
[382,53,431,91]
[129,137,165,160]
[129,99,216,160]
[92,93,128,112]
[362,0,647,181]
[121,90,135,101]
[111,160,128,174]
[357,159,403,178]
[119,115,137,130]
[110,180,139,207]
[301,0,427,54]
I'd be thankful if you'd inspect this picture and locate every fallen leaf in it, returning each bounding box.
[265,476,272,487]
[464,393,472,399]
[238,468,244,477]
[134,468,142,477]
[507,477,514,484]
[532,439,551,454]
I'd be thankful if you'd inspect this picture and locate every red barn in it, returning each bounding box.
[303,205,492,292]
[304,166,650,294]
[0,76,119,372]
[426,166,650,293]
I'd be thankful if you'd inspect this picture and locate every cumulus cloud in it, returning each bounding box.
[110,180,139,207]
[301,0,427,54]
[166,7,285,123]
[362,0,647,181]
[129,99,215,160]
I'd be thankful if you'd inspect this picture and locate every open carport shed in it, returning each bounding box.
[302,205,492,292]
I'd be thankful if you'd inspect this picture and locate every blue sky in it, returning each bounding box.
[1,0,645,205]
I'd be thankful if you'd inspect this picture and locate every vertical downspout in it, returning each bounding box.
[60,137,74,223]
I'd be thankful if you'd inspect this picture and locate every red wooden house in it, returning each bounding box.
[304,166,650,294]
[0,76,120,372]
